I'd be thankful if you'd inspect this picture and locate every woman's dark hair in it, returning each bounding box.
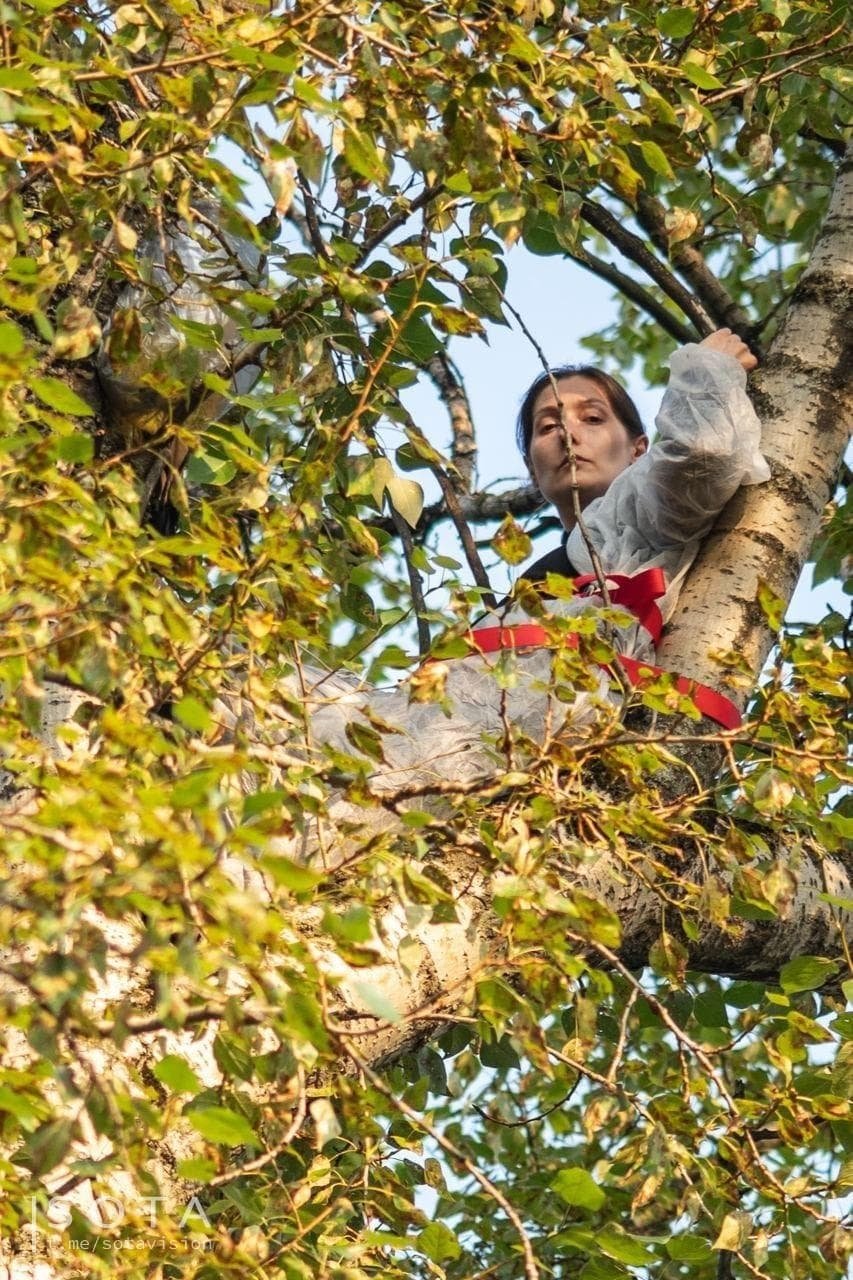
[516,365,646,462]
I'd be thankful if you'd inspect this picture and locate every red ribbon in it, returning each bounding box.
[570,566,666,647]
[465,568,742,730]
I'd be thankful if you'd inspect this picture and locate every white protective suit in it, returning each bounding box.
[301,344,770,800]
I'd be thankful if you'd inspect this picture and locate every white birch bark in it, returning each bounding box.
[657,143,853,698]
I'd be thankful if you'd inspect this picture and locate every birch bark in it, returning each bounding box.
[657,143,853,698]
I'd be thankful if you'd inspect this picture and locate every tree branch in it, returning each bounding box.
[634,190,761,346]
[389,506,432,655]
[354,182,443,266]
[428,463,498,611]
[576,196,715,335]
[424,351,477,492]
[566,243,695,345]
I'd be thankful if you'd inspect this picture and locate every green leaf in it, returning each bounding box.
[418,1221,461,1263]
[258,856,324,894]
[153,1055,202,1095]
[55,432,94,463]
[13,1118,75,1175]
[188,1106,258,1147]
[479,1033,520,1070]
[779,956,839,994]
[213,1033,254,1082]
[352,981,403,1024]
[693,984,730,1029]
[343,127,388,183]
[667,1235,714,1263]
[0,320,25,356]
[385,474,424,528]
[176,1157,218,1183]
[31,376,93,416]
[551,1166,606,1212]
[172,695,212,732]
[323,904,372,944]
[597,1227,654,1265]
[283,988,330,1050]
[416,1046,449,1096]
[656,8,695,37]
[681,60,724,90]
[396,314,442,362]
[640,139,674,178]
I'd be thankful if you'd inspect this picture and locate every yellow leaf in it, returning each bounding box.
[713,1211,752,1251]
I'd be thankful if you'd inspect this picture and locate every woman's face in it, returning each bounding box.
[528,374,647,529]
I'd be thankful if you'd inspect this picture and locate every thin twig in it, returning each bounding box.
[499,294,613,609]
[428,461,498,611]
[346,1047,541,1280]
[389,506,431,655]
[567,931,838,1224]
[605,986,639,1085]
[472,1076,581,1128]
[208,1066,308,1187]
[702,36,852,105]
[354,183,442,266]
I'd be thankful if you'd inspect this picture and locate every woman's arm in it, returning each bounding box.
[636,329,769,547]
[573,330,770,568]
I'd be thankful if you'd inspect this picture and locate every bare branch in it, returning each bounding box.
[424,351,477,492]
[389,506,432,655]
[296,168,332,262]
[567,243,695,345]
[368,482,548,542]
[576,196,714,334]
[429,463,498,611]
[634,191,760,346]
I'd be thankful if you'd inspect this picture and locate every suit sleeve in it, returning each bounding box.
[570,344,770,571]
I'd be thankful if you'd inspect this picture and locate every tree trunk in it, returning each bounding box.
[657,143,853,698]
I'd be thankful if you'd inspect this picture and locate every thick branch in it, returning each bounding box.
[371,483,547,541]
[282,821,853,1069]
[634,190,760,345]
[567,243,695,345]
[577,197,715,335]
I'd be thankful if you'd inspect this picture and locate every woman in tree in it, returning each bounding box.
[509,327,767,670]
[299,329,769,822]
[98,214,767,779]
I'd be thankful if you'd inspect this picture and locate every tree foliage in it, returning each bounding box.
[0,1,851,1277]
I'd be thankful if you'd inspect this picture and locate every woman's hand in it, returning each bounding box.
[699,327,758,372]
